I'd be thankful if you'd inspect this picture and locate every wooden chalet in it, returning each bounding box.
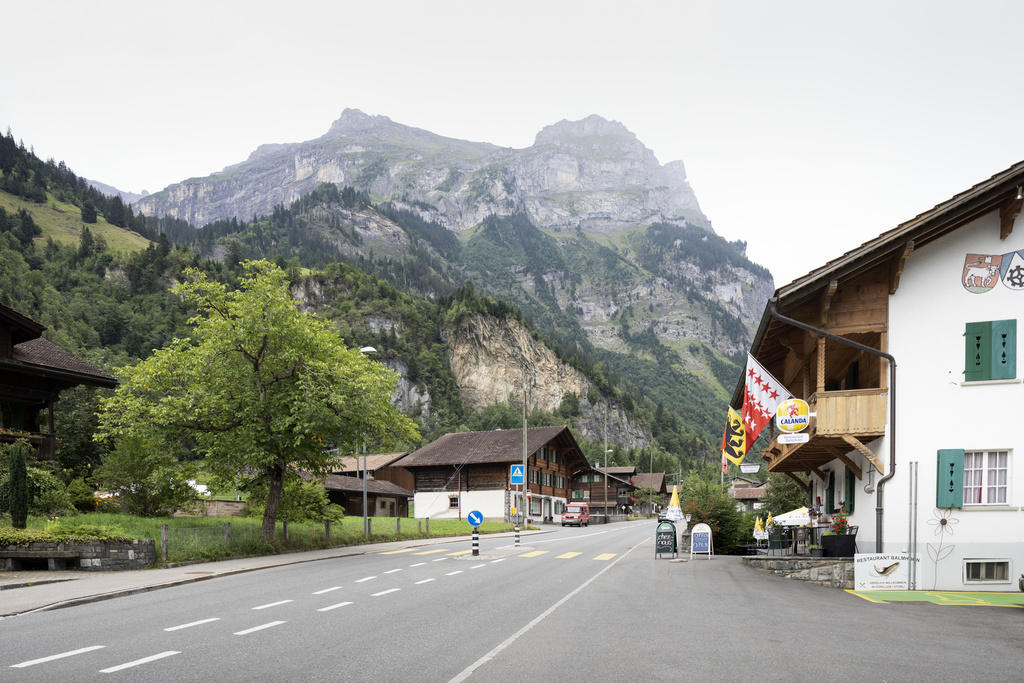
[0,303,116,458]
[572,465,637,516]
[324,452,413,517]
[396,426,589,523]
[630,472,667,516]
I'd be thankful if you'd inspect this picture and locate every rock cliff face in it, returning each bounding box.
[134,109,707,236]
[445,314,649,448]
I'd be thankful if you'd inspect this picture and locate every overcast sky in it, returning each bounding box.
[5,1,1024,285]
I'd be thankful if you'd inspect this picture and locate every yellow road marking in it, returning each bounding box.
[519,550,548,557]
[448,550,472,556]
[556,552,582,559]
[846,590,886,603]
[413,549,448,555]
[593,553,616,561]
[379,548,416,555]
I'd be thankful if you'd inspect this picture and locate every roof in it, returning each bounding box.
[597,466,636,476]
[6,338,117,388]
[631,472,666,492]
[332,452,409,474]
[729,487,767,501]
[397,426,585,468]
[733,159,1024,406]
[324,474,412,497]
[0,303,44,345]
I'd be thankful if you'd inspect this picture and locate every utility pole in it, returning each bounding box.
[603,407,608,522]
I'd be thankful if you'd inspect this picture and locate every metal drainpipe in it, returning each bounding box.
[766,298,896,552]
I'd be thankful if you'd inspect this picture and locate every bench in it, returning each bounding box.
[0,549,80,570]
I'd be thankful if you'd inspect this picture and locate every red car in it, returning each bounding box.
[561,503,590,527]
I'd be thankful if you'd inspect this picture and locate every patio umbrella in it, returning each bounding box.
[774,506,811,526]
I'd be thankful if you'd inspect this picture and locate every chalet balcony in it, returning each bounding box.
[762,388,887,477]
[0,429,56,459]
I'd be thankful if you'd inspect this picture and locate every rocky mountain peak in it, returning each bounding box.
[534,115,638,147]
[324,108,396,137]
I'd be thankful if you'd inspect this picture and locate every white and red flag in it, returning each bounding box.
[741,353,791,445]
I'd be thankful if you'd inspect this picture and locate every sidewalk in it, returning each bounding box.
[0,530,545,618]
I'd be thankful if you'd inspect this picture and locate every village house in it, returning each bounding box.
[570,465,637,518]
[631,471,667,516]
[0,302,116,458]
[324,452,413,517]
[738,161,1024,590]
[396,426,588,524]
[728,476,767,513]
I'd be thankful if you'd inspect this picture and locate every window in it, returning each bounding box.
[964,320,1016,381]
[530,498,541,515]
[572,489,587,500]
[964,560,1010,583]
[537,447,545,461]
[964,450,1008,504]
[449,496,459,509]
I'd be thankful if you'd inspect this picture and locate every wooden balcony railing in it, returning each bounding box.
[811,388,887,437]
[0,430,57,459]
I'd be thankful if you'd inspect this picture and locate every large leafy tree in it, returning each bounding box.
[96,260,419,540]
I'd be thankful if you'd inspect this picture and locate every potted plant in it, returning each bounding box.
[821,512,856,557]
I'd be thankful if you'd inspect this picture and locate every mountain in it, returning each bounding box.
[132,112,773,452]
[86,179,148,205]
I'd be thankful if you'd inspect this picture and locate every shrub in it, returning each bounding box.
[93,436,197,517]
[245,476,344,523]
[66,477,97,512]
[8,440,28,528]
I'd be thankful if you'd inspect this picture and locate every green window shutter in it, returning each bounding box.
[936,449,965,508]
[964,322,991,381]
[844,466,855,513]
[826,471,835,512]
[991,319,1016,380]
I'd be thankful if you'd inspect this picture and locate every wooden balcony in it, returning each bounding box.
[763,389,887,476]
[0,430,56,459]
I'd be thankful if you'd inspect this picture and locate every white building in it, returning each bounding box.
[743,161,1024,590]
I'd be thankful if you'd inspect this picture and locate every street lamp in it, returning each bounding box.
[359,346,377,537]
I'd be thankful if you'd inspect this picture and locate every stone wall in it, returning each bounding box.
[741,556,855,589]
[1,539,156,571]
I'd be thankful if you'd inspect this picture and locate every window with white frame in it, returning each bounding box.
[964,559,1010,583]
[963,450,1008,504]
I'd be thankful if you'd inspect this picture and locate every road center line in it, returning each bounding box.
[449,540,643,683]
[312,586,342,595]
[384,568,403,574]
[355,576,377,583]
[234,621,286,635]
[164,617,220,631]
[252,599,293,610]
[409,562,427,567]
[446,570,463,576]
[415,578,435,584]
[470,564,486,569]
[99,651,179,673]
[489,558,506,564]
[372,588,401,597]
[432,557,448,562]
[11,646,105,668]
[317,601,354,612]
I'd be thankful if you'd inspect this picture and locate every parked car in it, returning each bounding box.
[561,502,590,527]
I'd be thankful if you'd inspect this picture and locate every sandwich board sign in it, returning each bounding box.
[690,522,713,560]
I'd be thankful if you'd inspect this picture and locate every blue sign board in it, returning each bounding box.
[467,510,483,527]
[509,465,525,485]
[692,532,710,553]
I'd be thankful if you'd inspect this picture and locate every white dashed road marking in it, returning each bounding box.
[372,589,401,597]
[355,576,377,583]
[415,578,435,585]
[313,586,342,595]
[317,601,354,612]
[99,651,179,673]
[164,618,220,631]
[11,646,105,668]
[252,600,293,610]
[234,621,286,636]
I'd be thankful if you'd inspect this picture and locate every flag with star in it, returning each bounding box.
[742,353,791,447]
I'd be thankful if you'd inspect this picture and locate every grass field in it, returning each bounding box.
[5,512,520,564]
[0,189,151,252]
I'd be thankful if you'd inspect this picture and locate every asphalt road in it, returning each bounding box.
[3,520,1023,681]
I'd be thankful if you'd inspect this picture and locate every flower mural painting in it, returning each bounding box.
[926,508,959,589]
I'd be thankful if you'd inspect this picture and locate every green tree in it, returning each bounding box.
[93,436,197,516]
[8,439,29,528]
[760,472,809,516]
[81,201,97,223]
[96,260,419,540]
[680,472,744,553]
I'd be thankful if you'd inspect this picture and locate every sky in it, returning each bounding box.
[5,1,1024,286]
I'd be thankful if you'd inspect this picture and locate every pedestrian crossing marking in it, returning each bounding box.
[556,552,582,559]
[413,549,448,555]
[519,550,549,557]
[593,553,617,561]
[447,550,472,556]
[379,548,416,555]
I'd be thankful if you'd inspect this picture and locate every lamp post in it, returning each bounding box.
[359,346,376,537]
[603,408,609,522]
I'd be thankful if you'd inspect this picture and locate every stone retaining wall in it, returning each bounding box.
[1,540,156,571]
[741,556,855,589]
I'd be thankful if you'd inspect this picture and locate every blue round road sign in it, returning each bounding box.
[467,510,483,527]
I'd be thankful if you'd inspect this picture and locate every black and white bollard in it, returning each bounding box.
[472,527,480,556]
[514,521,520,547]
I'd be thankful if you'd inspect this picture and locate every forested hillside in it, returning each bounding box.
[0,132,708,480]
